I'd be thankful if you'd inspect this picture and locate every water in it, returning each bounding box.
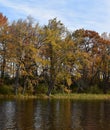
[0,99,110,130]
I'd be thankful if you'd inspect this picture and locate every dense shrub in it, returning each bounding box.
[35,84,48,94]
[86,85,103,94]
[0,85,13,95]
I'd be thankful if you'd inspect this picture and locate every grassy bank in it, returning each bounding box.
[50,93,110,100]
[0,93,110,100]
[0,94,49,100]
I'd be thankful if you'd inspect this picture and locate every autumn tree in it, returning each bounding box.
[0,13,7,27]
[39,18,73,95]
[72,29,110,93]
[0,13,9,80]
[9,17,40,94]
[0,12,109,95]
[39,18,82,95]
[99,33,110,93]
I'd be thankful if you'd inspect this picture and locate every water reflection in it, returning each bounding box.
[0,99,110,130]
[0,101,16,129]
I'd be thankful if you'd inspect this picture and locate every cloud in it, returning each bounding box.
[0,0,110,33]
[0,0,66,24]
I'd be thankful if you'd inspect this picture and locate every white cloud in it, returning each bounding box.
[0,0,66,25]
[0,0,110,33]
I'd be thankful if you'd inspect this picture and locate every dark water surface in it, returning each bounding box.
[0,99,110,130]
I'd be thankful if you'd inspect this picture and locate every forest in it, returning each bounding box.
[0,13,110,96]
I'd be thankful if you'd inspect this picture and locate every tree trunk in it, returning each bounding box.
[1,58,6,79]
[102,72,109,94]
[15,64,20,95]
[22,76,28,95]
[47,80,55,96]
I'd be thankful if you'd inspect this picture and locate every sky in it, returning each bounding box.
[0,0,110,33]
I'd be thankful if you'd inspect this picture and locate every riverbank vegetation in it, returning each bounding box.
[0,13,110,96]
[0,93,110,101]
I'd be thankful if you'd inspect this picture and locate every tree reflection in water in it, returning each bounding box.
[0,99,110,130]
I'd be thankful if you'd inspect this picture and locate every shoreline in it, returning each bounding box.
[0,93,110,100]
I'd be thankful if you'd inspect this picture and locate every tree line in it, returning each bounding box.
[0,13,110,95]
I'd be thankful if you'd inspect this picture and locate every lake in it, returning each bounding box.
[0,99,110,130]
